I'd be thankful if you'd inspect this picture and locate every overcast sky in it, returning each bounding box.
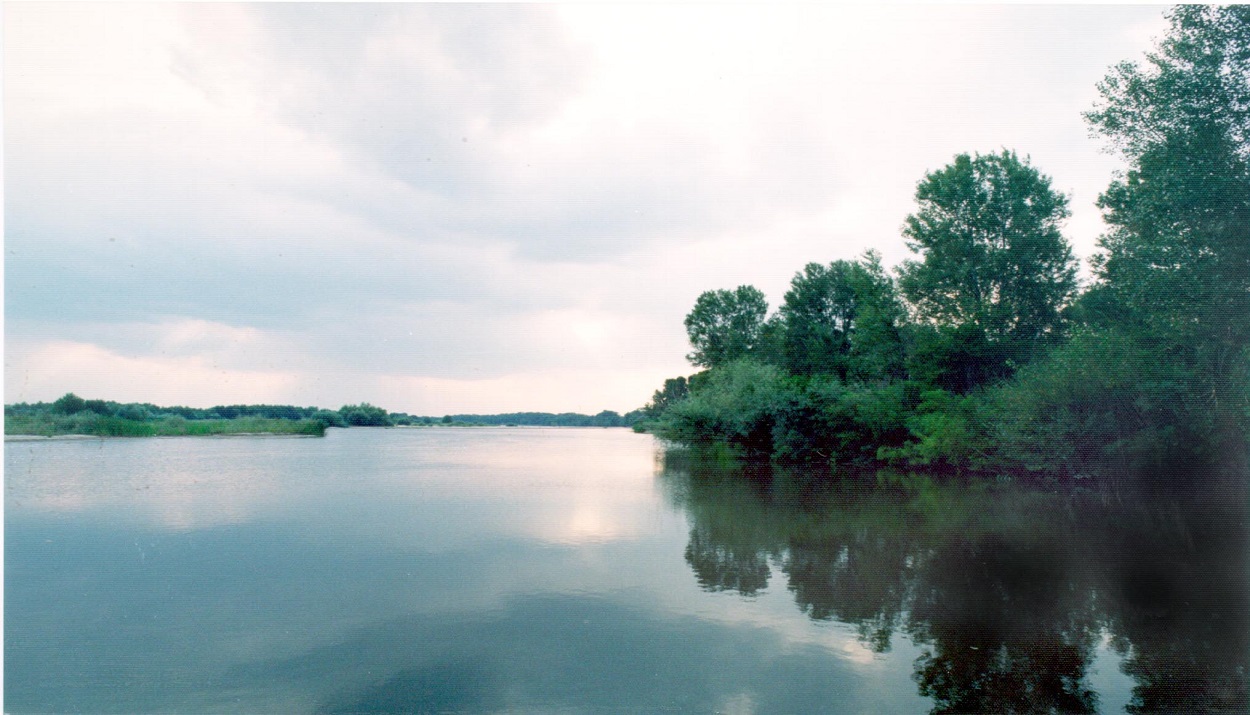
[5,3,1169,415]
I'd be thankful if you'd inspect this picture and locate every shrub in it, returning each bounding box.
[986,329,1199,481]
[339,403,392,427]
[51,393,87,415]
[312,409,347,428]
[658,359,794,457]
[878,389,992,474]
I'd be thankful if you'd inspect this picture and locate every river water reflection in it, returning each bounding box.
[5,428,1247,713]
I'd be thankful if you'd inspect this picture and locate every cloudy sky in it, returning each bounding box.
[5,3,1168,415]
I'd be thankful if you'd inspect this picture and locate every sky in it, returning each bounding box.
[4,3,1170,415]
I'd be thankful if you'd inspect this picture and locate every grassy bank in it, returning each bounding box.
[5,413,327,438]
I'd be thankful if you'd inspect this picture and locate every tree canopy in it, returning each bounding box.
[684,286,770,368]
[1085,5,1250,426]
[780,252,905,382]
[898,150,1078,390]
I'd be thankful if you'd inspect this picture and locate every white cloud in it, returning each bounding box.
[5,339,301,407]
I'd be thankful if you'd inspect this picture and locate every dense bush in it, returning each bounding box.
[338,403,393,427]
[658,359,794,457]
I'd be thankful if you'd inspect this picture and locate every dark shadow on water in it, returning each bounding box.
[659,448,1250,714]
[317,661,497,715]
[907,534,1099,715]
[685,525,772,595]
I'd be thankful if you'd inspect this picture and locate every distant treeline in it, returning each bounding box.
[4,393,645,436]
[637,7,1250,487]
[4,394,331,438]
[7,395,349,426]
[445,411,645,427]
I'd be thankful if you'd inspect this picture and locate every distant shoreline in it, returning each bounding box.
[3,423,633,442]
[4,432,323,441]
[5,395,645,436]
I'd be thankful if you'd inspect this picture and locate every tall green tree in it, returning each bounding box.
[644,376,690,418]
[780,252,905,382]
[898,150,1078,392]
[781,262,859,378]
[845,252,908,384]
[684,286,770,368]
[51,392,87,415]
[1085,5,1250,433]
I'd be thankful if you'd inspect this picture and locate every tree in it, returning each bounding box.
[590,410,623,427]
[311,409,347,428]
[898,150,1078,391]
[780,262,860,378]
[338,403,392,427]
[845,252,907,383]
[51,393,87,415]
[1085,6,1250,163]
[644,376,690,418]
[780,252,906,382]
[1085,5,1250,436]
[684,285,770,368]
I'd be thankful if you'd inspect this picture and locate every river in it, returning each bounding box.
[5,427,1246,713]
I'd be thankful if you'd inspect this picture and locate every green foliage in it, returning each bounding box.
[312,409,348,428]
[1086,6,1250,162]
[987,328,1214,480]
[902,322,1006,395]
[754,314,787,367]
[590,410,623,427]
[116,404,151,421]
[442,411,637,427]
[780,262,860,377]
[770,378,912,465]
[5,396,351,437]
[338,403,393,427]
[898,150,1078,391]
[878,389,991,474]
[684,285,770,368]
[777,252,906,382]
[845,253,908,384]
[658,359,794,456]
[657,363,912,466]
[644,376,691,419]
[51,393,87,415]
[91,415,159,436]
[151,417,326,436]
[1085,5,1250,440]
[653,8,1249,487]
[4,412,325,438]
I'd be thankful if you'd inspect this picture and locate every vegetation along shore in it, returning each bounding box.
[4,393,644,439]
[635,7,1250,489]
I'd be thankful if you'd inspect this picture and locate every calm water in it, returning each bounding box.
[5,428,1247,713]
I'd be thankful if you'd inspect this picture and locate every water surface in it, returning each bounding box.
[5,428,1246,713]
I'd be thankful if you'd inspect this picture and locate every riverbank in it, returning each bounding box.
[4,432,322,441]
[4,414,327,438]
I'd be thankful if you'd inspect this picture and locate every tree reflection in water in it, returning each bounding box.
[660,450,1248,714]
[908,535,1099,714]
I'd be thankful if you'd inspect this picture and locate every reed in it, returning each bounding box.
[5,413,326,438]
